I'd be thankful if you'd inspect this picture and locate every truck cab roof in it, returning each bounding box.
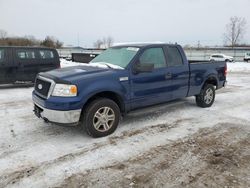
[112,43,179,48]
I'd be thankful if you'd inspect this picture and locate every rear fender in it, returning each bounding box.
[202,74,218,89]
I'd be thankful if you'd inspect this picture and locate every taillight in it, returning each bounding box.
[224,63,227,76]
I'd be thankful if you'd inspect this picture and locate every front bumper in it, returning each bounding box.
[34,102,81,125]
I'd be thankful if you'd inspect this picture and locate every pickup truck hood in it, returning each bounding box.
[40,65,111,83]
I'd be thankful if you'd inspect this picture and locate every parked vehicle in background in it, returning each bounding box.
[0,46,60,84]
[243,52,250,62]
[32,43,227,138]
[209,54,234,62]
[72,53,99,63]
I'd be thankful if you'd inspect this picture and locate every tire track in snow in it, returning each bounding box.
[0,118,192,187]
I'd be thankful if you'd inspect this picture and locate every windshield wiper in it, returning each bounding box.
[102,63,113,69]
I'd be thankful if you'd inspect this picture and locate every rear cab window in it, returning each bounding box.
[164,46,183,67]
[39,50,54,59]
[139,47,166,69]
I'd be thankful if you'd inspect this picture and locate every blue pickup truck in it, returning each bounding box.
[32,43,227,137]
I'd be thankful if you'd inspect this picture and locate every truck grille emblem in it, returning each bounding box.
[38,84,43,90]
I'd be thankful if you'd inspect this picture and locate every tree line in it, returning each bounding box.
[93,36,114,48]
[0,30,63,48]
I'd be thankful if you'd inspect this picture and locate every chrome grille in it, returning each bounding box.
[34,76,55,98]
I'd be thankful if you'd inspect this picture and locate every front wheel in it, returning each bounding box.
[196,84,215,108]
[81,98,120,138]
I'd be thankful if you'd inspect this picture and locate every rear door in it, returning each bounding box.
[38,49,59,72]
[130,47,172,109]
[164,46,189,99]
[14,48,39,82]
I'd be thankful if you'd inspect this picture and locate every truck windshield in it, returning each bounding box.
[90,47,139,68]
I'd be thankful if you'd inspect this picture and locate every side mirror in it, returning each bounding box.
[134,62,154,74]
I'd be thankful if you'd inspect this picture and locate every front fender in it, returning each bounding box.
[77,79,129,109]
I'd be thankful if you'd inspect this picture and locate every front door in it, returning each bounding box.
[130,47,172,109]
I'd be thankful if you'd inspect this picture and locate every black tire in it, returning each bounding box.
[225,59,230,63]
[196,84,215,108]
[81,98,120,138]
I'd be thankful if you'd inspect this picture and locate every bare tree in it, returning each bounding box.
[55,40,63,48]
[93,36,114,48]
[0,31,63,47]
[0,29,7,39]
[224,16,247,47]
[93,39,103,48]
[106,36,114,48]
[40,36,63,48]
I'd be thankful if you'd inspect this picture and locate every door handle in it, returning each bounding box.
[165,72,172,79]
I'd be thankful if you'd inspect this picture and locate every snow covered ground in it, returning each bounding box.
[228,62,250,73]
[0,61,250,187]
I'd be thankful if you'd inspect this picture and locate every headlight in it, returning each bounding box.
[52,84,77,97]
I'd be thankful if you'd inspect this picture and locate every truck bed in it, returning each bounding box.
[187,60,227,96]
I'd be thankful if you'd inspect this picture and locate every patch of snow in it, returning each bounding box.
[60,58,86,68]
[113,41,165,46]
[227,62,250,73]
[60,59,124,69]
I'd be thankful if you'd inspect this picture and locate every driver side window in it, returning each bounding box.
[139,48,166,69]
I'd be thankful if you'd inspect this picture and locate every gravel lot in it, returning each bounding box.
[0,63,249,188]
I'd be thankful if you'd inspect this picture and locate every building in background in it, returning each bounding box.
[185,47,250,62]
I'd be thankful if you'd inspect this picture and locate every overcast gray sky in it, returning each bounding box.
[0,0,249,47]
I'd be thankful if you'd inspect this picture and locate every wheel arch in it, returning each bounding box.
[82,91,126,114]
[203,75,218,89]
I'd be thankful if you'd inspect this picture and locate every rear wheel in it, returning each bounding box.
[196,84,215,108]
[81,98,120,138]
